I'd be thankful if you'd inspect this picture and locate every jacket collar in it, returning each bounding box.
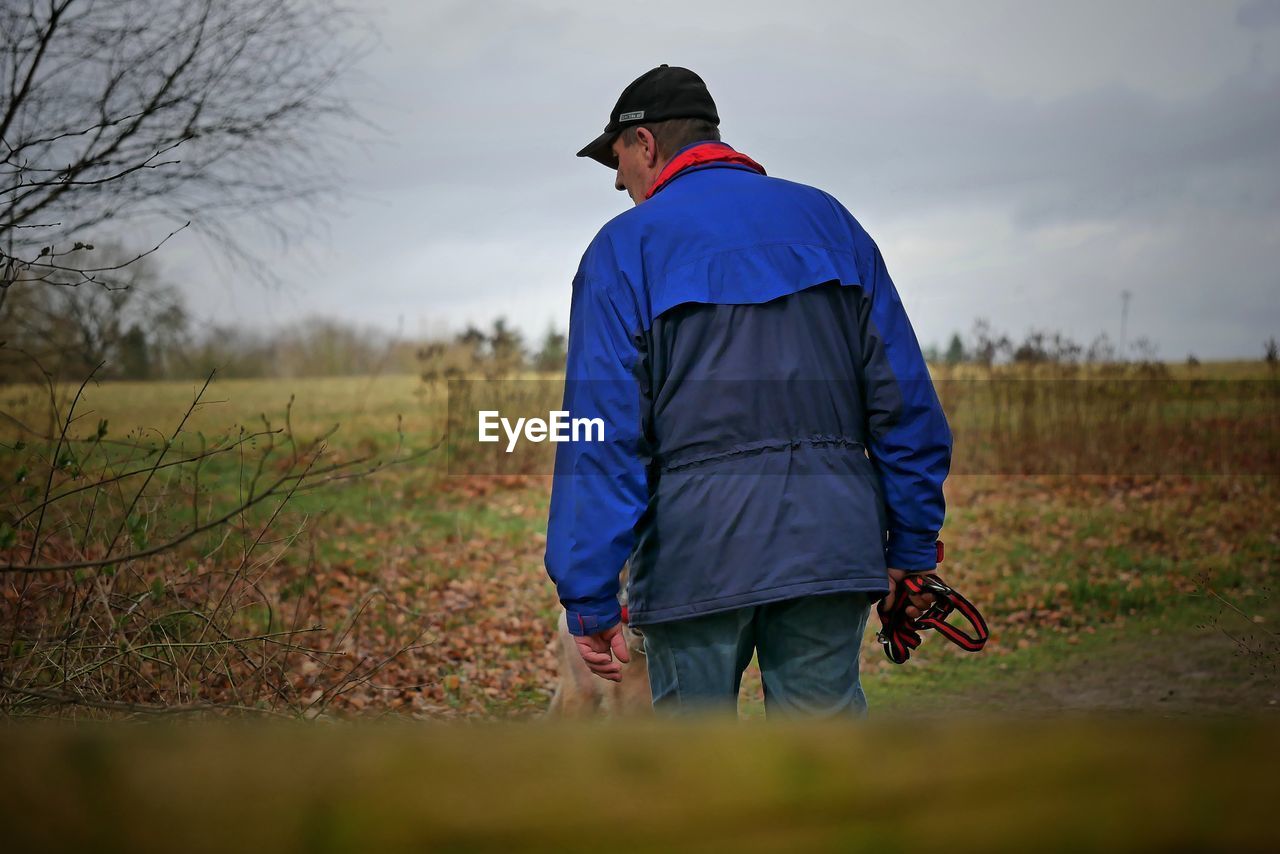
[645,141,766,200]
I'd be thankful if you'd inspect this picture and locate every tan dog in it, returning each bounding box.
[546,603,652,718]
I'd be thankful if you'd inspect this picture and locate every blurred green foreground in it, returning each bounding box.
[2,718,1276,852]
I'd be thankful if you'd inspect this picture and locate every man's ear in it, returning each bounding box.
[636,127,659,167]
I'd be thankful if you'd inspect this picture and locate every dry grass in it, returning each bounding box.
[1,361,1275,720]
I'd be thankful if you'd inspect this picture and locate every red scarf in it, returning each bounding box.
[645,142,766,200]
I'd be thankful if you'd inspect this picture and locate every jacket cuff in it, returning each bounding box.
[563,602,623,637]
[886,530,941,571]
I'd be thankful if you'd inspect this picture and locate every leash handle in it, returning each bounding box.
[877,573,989,664]
[876,574,922,664]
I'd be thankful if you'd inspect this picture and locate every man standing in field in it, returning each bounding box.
[545,66,951,716]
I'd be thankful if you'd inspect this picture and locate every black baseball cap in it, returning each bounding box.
[576,65,719,169]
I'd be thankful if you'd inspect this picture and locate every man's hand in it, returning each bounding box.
[879,567,942,623]
[573,622,631,683]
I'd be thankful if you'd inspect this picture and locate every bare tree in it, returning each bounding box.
[0,243,188,379]
[0,0,366,301]
[970,318,1011,368]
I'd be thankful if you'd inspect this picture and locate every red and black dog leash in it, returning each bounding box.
[876,549,990,664]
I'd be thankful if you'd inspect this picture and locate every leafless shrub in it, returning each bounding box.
[0,364,433,718]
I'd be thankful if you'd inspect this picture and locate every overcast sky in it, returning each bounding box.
[165,0,1280,360]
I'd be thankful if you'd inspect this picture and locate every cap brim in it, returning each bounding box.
[576,129,618,169]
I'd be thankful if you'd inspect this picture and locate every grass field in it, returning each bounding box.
[3,364,1275,721]
[1,364,1277,852]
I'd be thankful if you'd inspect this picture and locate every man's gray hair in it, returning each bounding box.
[619,118,721,159]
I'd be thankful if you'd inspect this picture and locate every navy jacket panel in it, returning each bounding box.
[630,281,894,623]
[546,162,951,634]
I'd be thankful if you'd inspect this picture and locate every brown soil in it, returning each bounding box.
[878,620,1280,719]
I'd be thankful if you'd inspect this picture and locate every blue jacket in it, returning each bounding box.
[546,144,952,636]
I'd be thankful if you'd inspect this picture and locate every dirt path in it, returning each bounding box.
[873,618,1279,718]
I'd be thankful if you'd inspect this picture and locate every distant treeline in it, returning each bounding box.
[2,254,1276,382]
[0,254,568,381]
[923,319,1163,368]
[0,309,570,382]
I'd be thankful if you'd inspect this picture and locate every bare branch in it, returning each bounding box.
[1,0,368,286]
